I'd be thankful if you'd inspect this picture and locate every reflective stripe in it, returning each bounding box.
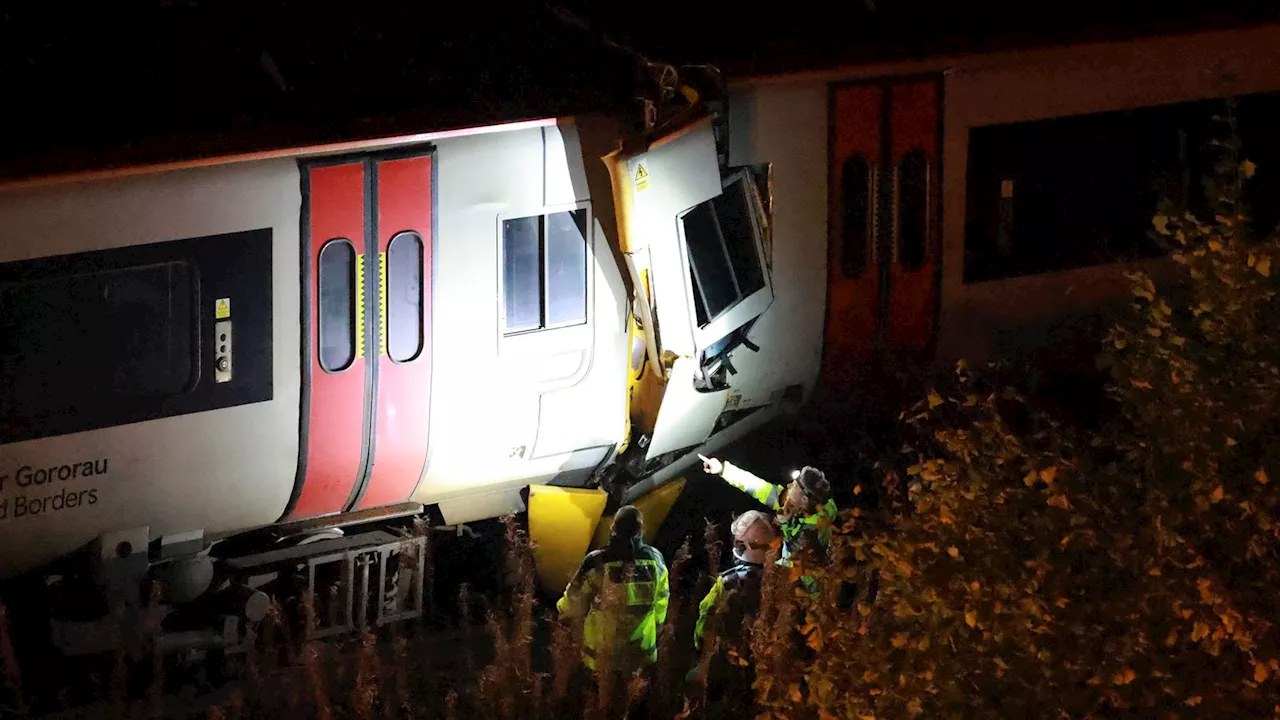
[720,461,782,511]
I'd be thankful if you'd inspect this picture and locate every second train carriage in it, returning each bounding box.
[726,20,1280,401]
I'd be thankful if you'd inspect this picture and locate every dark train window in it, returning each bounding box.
[318,240,357,372]
[683,177,767,327]
[0,262,196,427]
[386,232,424,363]
[897,151,929,272]
[841,155,872,278]
[501,208,590,335]
[964,90,1280,284]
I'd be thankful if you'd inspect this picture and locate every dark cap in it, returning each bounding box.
[794,466,830,504]
[611,505,643,539]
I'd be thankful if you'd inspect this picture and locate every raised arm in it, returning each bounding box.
[702,455,782,511]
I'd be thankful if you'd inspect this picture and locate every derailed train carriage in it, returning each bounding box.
[0,57,817,672]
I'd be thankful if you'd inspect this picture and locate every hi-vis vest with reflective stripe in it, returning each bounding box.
[556,537,670,672]
[719,461,837,594]
[695,561,763,650]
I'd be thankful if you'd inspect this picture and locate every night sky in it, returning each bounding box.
[0,1,1275,179]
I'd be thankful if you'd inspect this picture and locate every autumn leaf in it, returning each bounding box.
[1153,214,1170,234]
[789,683,803,702]
[891,633,909,649]
[927,390,944,409]
[1258,468,1271,485]
[1210,486,1225,504]
[965,610,977,628]
[1256,663,1270,683]
[1039,466,1058,484]
[1047,494,1071,510]
[947,546,960,560]
[1113,667,1136,686]
[907,698,924,716]
[1243,159,1258,177]
[1259,256,1273,277]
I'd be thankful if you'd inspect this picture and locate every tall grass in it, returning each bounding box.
[0,513,816,720]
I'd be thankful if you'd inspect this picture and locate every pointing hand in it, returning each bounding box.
[698,454,723,475]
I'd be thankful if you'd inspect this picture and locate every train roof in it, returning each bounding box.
[0,2,649,185]
[556,1,1280,81]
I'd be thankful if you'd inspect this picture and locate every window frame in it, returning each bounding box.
[317,237,358,374]
[497,201,594,338]
[676,169,774,355]
[385,230,426,364]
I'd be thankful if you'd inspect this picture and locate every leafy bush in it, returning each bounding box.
[763,105,1280,719]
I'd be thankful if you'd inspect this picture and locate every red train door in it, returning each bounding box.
[287,150,435,520]
[821,77,942,397]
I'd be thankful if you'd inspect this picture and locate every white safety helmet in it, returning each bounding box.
[730,510,777,565]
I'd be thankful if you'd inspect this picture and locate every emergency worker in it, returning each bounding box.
[700,454,837,594]
[556,505,670,678]
[694,509,776,652]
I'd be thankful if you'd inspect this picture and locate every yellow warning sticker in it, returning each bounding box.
[634,161,650,192]
[215,298,231,319]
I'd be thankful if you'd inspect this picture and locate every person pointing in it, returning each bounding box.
[700,454,837,571]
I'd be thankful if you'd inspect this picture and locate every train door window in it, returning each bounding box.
[841,155,873,277]
[501,208,590,335]
[896,151,929,271]
[318,239,357,372]
[681,170,773,352]
[386,231,424,363]
[0,261,195,425]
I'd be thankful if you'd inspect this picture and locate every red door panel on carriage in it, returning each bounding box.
[358,155,433,510]
[291,160,372,519]
[821,77,942,394]
[822,84,883,391]
[289,151,435,520]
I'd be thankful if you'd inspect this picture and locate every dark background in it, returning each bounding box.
[1,1,1276,179]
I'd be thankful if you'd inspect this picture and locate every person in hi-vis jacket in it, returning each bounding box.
[700,454,837,595]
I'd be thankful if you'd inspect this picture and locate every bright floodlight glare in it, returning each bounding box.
[790,469,801,480]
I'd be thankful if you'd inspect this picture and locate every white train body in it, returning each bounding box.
[0,111,816,584]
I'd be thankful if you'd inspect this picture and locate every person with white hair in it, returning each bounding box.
[693,509,777,652]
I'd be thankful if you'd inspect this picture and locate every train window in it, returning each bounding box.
[964,90,1280,284]
[897,151,929,272]
[683,176,767,327]
[545,210,589,327]
[841,155,872,277]
[0,262,196,429]
[318,240,357,372]
[386,232,424,363]
[501,208,590,335]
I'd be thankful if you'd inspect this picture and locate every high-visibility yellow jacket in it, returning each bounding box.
[718,461,838,594]
[556,536,670,673]
[694,559,764,651]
